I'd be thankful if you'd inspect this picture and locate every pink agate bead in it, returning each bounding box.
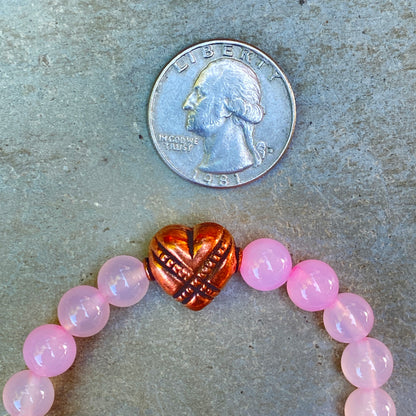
[341,337,394,388]
[23,324,77,377]
[97,255,149,307]
[58,285,110,337]
[286,259,339,311]
[240,238,292,291]
[2,370,54,416]
[323,293,374,343]
[345,388,396,416]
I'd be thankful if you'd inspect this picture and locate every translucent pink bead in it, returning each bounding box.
[240,238,292,291]
[345,388,396,416]
[58,285,110,337]
[2,370,54,416]
[341,337,394,388]
[23,324,77,377]
[286,259,339,311]
[97,255,149,307]
[323,293,374,343]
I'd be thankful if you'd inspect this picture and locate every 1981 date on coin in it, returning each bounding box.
[148,40,296,188]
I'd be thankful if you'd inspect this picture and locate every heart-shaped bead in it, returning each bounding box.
[145,222,240,311]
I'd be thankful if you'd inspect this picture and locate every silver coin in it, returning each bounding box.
[148,39,296,188]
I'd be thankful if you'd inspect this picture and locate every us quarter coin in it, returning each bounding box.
[148,39,296,188]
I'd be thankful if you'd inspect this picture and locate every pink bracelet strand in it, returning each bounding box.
[2,223,395,416]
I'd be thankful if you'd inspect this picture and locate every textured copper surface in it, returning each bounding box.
[145,222,239,311]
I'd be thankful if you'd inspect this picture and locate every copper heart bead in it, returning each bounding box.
[144,222,241,311]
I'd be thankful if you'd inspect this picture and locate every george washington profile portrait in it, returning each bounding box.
[183,59,266,174]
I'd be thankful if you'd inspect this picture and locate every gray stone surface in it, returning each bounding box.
[0,1,415,415]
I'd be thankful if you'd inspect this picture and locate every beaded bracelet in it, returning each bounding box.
[2,222,396,416]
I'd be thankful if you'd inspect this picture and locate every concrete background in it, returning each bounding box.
[0,0,415,415]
